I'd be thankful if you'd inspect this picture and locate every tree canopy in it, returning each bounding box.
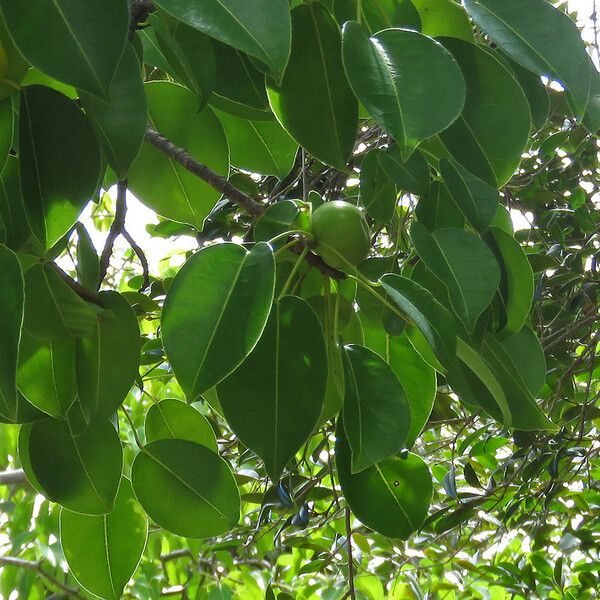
[0,0,599,599]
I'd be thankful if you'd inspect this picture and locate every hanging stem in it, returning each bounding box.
[278,246,310,299]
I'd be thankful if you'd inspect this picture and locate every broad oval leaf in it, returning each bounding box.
[131,439,240,538]
[336,422,432,539]
[379,274,456,369]
[463,0,592,120]
[162,242,275,400]
[342,23,465,159]
[215,109,298,179]
[360,149,397,224]
[439,39,530,187]
[486,227,534,337]
[23,262,99,340]
[145,399,218,452]
[411,0,474,42]
[60,478,147,600]
[19,85,102,249]
[500,328,545,397]
[218,295,327,481]
[74,291,140,429]
[20,418,123,514]
[378,145,430,196]
[0,0,128,98]
[410,224,500,331]
[342,344,410,473]
[80,43,147,179]
[17,332,77,419]
[440,159,498,232]
[415,181,464,232]
[267,3,358,170]
[153,0,291,81]
[128,81,229,229]
[0,243,23,421]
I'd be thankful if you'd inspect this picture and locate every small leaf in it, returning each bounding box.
[267,3,358,169]
[0,0,128,98]
[359,149,397,224]
[20,418,122,514]
[23,263,99,340]
[411,0,474,42]
[415,181,464,232]
[153,0,291,81]
[162,243,275,399]
[336,421,432,539]
[342,344,410,473]
[379,274,457,369]
[131,439,240,538]
[144,399,218,452]
[75,223,100,291]
[60,478,147,600]
[378,146,430,196]
[254,200,300,243]
[19,85,102,249]
[80,43,147,179]
[218,295,327,481]
[410,224,500,331]
[342,22,465,159]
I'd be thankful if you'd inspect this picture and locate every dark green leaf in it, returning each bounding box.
[162,243,275,399]
[131,439,240,538]
[342,344,410,472]
[254,200,300,243]
[359,149,397,224]
[19,85,102,249]
[0,0,128,98]
[342,23,465,159]
[75,223,100,291]
[379,146,430,196]
[415,181,464,232]
[267,3,358,169]
[218,295,327,481]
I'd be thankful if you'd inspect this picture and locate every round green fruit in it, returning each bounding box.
[311,200,370,270]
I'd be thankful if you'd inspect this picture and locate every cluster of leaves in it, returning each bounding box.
[0,0,599,599]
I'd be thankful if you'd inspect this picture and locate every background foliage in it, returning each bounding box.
[0,1,599,599]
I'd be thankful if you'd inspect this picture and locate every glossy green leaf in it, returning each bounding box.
[415,181,464,231]
[440,159,498,232]
[342,23,465,159]
[20,418,122,514]
[151,14,216,109]
[0,16,28,100]
[23,262,99,340]
[215,109,297,179]
[254,200,300,243]
[500,328,545,397]
[0,0,128,98]
[74,291,140,427]
[17,332,76,419]
[439,40,530,187]
[153,0,291,81]
[267,3,358,169]
[144,399,217,452]
[0,243,22,421]
[211,40,272,120]
[19,85,102,249]
[336,423,432,539]
[128,81,229,229]
[60,478,147,600]
[411,0,474,42]
[379,274,456,369]
[410,224,500,331]
[360,149,397,224]
[487,227,534,337]
[162,243,275,400]
[218,295,327,481]
[342,344,410,473]
[131,439,240,538]
[80,43,147,179]
[379,145,430,196]
[334,0,422,34]
[463,0,592,119]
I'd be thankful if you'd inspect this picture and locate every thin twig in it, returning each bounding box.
[122,229,150,290]
[0,469,26,485]
[49,263,104,307]
[0,556,86,599]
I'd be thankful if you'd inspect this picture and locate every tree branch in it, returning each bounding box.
[345,507,356,600]
[49,263,104,307]
[0,469,26,485]
[0,556,86,599]
[144,127,346,279]
[128,0,155,40]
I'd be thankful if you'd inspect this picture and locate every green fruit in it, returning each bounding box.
[311,200,370,270]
